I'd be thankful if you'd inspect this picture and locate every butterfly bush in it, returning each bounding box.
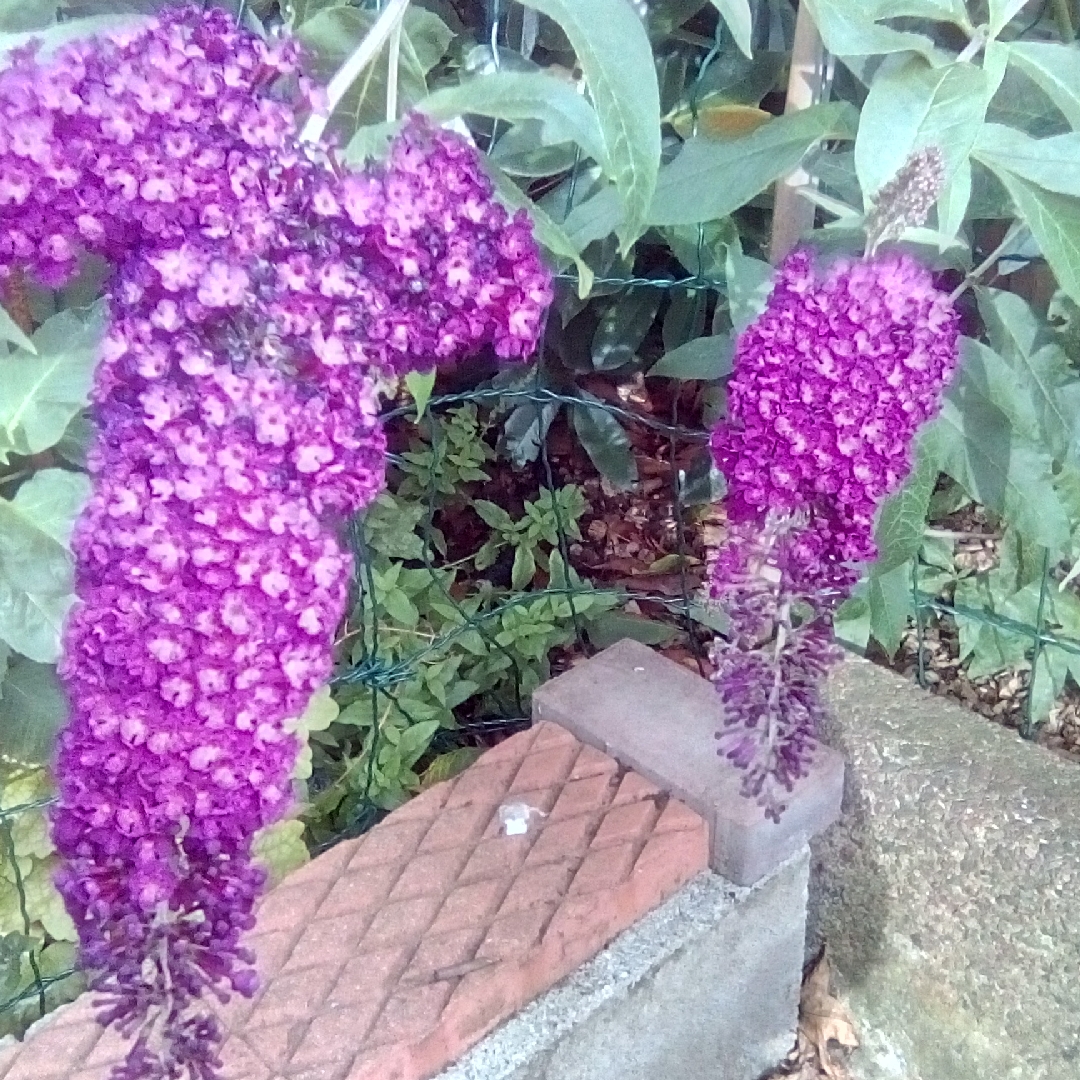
[708,247,959,820]
[0,6,550,1078]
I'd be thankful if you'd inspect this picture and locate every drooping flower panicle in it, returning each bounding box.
[708,247,959,818]
[0,7,551,1079]
[711,248,959,589]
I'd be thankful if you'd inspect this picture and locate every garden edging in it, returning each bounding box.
[812,657,1080,1080]
[0,641,841,1080]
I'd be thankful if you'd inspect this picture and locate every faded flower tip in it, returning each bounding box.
[864,146,946,254]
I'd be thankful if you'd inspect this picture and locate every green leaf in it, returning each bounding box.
[473,535,504,571]
[0,469,89,663]
[647,335,733,379]
[662,289,707,352]
[587,610,677,648]
[663,219,737,280]
[645,102,858,228]
[252,819,309,888]
[708,0,752,58]
[524,0,661,252]
[420,747,482,790]
[404,368,436,420]
[854,59,990,204]
[0,656,66,766]
[679,448,726,505]
[491,120,581,177]
[725,246,774,334]
[989,168,1080,307]
[973,124,1080,199]
[867,560,915,657]
[0,306,33,353]
[929,384,1070,551]
[0,302,106,461]
[472,499,515,532]
[419,72,608,169]
[888,0,970,21]
[342,120,399,165]
[954,338,1041,446]
[511,544,536,590]
[937,156,971,242]
[833,595,871,653]
[976,288,1080,461]
[562,104,854,246]
[502,396,561,468]
[289,685,339,736]
[396,719,440,766]
[989,0,1032,37]
[0,14,149,63]
[298,6,452,135]
[591,288,662,370]
[572,397,638,489]
[800,0,940,60]
[53,413,93,470]
[685,599,729,634]
[1007,41,1080,131]
[874,435,938,573]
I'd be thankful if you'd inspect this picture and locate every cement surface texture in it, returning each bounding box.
[436,851,809,1080]
[813,657,1080,1080]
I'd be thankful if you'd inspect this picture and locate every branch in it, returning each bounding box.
[299,0,410,144]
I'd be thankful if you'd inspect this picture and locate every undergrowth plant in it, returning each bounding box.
[303,405,614,847]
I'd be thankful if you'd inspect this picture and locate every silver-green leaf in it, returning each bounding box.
[708,0,752,58]
[801,0,940,61]
[1007,41,1080,131]
[647,336,733,380]
[0,655,67,767]
[0,469,90,663]
[419,72,608,170]
[0,302,107,463]
[973,123,1080,199]
[523,0,661,253]
[564,102,857,245]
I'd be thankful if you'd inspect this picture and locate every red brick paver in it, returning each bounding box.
[0,721,708,1080]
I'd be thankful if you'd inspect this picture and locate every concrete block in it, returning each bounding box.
[437,850,810,1080]
[813,657,1080,1080]
[534,638,843,885]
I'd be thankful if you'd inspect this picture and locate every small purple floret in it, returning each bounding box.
[0,6,552,1078]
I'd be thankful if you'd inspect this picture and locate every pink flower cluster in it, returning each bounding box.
[711,249,959,589]
[708,250,958,818]
[0,6,550,1078]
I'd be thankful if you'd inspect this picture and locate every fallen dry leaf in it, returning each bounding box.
[761,946,860,1080]
[798,947,859,1078]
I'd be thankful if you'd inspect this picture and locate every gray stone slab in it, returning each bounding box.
[436,850,809,1080]
[533,638,844,885]
[812,657,1080,1080]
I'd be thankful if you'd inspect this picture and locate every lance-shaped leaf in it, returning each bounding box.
[419,71,607,170]
[0,469,89,663]
[524,0,661,253]
[0,302,106,462]
[564,102,857,246]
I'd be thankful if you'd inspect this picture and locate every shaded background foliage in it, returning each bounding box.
[4,0,1080,1038]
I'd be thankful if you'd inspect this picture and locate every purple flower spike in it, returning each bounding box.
[707,250,959,819]
[0,6,553,1078]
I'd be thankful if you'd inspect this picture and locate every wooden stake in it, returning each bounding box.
[768,2,826,265]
